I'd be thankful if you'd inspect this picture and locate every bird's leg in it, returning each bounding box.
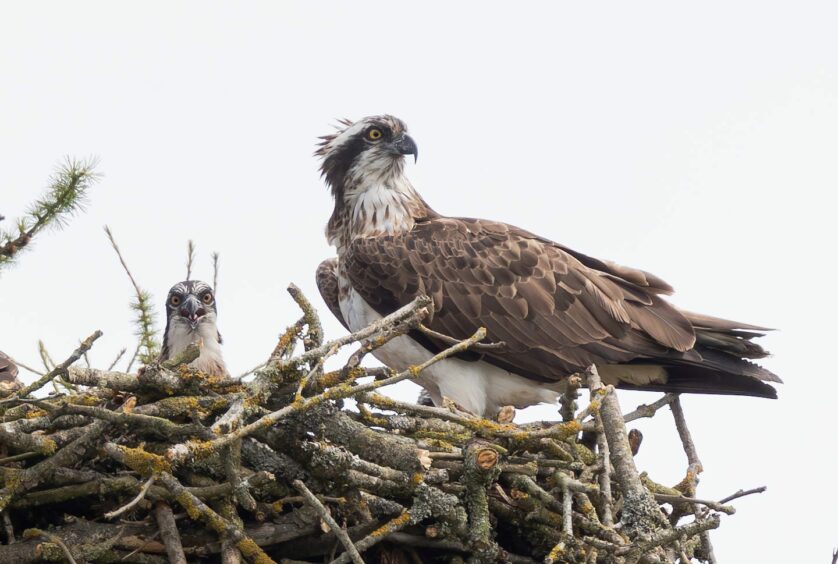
[495,405,515,423]
[441,396,476,417]
[559,374,583,422]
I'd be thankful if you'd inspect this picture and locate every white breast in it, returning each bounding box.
[338,279,560,417]
[165,322,228,377]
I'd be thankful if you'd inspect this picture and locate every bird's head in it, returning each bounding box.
[164,280,217,331]
[316,115,418,199]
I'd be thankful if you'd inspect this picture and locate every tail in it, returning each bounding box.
[616,311,782,399]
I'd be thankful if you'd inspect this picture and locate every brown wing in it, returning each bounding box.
[316,257,349,331]
[0,350,22,394]
[343,217,779,397]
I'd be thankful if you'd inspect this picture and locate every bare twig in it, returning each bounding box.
[3,330,102,402]
[594,411,614,527]
[105,474,156,519]
[104,225,159,365]
[584,365,668,536]
[107,347,127,371]
[0,274,755,563]
[33,530,78,564]
[153,501,187,564]
[653,493,735,515]
[717,486,767,505]
[212,252,220,294]
[185,240,196,281]
[4,356,44,377]
[293,480,364,564]
[167,326,487,464]
[582,393,676,432]
[417,323,506,351]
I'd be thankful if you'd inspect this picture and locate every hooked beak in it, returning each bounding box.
[392,134,418,163]
[179,295,206,329]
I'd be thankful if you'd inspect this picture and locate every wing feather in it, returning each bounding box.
[337,216,778,397]
[343,217,696,380]
[315,258,349,331]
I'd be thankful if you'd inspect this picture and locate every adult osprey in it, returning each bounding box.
[160,280,229,377]
[315,115,780,417]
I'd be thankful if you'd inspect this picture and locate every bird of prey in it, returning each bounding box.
[160,280,229,377]
[0,350,22,395]
[315,115,781,417]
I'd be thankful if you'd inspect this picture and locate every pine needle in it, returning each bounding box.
[0,157,100,273]
[104,226,160,366]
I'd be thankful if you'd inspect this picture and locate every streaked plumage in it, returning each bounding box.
[316,115,781,416]
[0,350,22,395]
[160,280,228,377]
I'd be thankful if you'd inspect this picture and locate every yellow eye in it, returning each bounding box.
[367,128,383,141]
[202,293,213,304]
[170,295,181,306]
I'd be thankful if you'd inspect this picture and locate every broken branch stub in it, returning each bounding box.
[0,290,752,563]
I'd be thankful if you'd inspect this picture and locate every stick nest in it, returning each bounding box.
[0,287,762,563]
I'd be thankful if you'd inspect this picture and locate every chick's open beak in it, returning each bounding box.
[179,295,206,329]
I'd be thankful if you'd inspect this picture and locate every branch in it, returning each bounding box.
[0,158,99,272]
[584,365,668,536]
[417,323,506,352]
[717,486,767,505]
[185,239,196,281]
[154,501,187,564]
[105,474,156,519]
[292,480,364,564]
[104,225,160,365]
[3,331,102,402]
[167,326,487,464]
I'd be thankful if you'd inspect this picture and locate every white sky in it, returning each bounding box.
[1,2,837,561]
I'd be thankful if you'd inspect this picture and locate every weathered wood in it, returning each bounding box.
[0,290,752,563]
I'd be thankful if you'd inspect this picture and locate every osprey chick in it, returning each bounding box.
[315,115,781,417]
[160,280,229,377]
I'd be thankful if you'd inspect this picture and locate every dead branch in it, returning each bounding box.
[0,289,759,563]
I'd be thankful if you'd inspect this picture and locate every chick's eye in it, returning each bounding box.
[367,128,383,141]
[170,295,181,306]
[202,293,213,304]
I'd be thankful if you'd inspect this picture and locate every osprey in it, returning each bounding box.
[0,351,22,395]
[315,115,781,417]
[160,280,229,377]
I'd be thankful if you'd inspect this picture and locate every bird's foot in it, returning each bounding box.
[441,396,475,417]
[495,405,516,424]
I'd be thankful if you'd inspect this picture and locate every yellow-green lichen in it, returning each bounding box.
[37,438,57,456]
[236,538,276,564]
[175,492,202,520]
[66,394,102,406]
[118,445,171,475]
[572,442,596,465]
[370,511,411,538]
[184,439,216,460]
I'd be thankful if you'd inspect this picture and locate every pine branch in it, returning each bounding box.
[104,226,160,366]
[0,158,99,273]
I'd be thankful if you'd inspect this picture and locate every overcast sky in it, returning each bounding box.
[2,2,837,561]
